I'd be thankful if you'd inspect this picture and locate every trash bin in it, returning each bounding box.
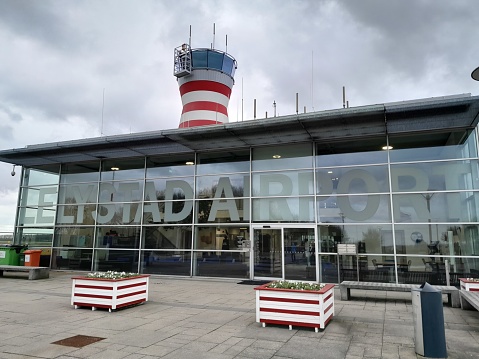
[0,245,27,266]
[411,282,447,358]
[24,249,42,267]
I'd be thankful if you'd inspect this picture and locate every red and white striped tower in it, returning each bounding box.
[174,43,237,128]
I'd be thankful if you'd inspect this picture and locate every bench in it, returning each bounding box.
[0,265,50,280]
[339,281,460,308]
[460,290,479,311]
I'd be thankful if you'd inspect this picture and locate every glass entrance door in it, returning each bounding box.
[253,226,316,281]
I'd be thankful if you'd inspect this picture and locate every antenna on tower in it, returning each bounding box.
[212,23,215,49]
[226,34,228,54]
[189,25,192,48]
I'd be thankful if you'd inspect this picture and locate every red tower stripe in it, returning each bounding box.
[179,119,221,128]
[181,101,228,115]
[180,80,232,98]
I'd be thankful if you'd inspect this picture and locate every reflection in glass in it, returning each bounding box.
[17,207,56,226]
[20,186,58,206]
[23,167,60,186]
[253,228,282,278]
[142,201,193,224]
[101,158,145,181]
[54,227,94,247]
[197,150,250,175]
[99,181,144,202]
[144,177,194,201]
[94,249,139,272]
[317,194,391,223]
[95,203,142,225]
[194,226,249,251]
[252,197,314,222]
[252,143,312,171]
[15,227,53,246]
[283,228,316,281]
[52,248,92,271]
[56,204,97,225]
[146,155,195,178]
[391,160,479,192]
[389,129,476,163]
[392,192,479,223]
[141,250,191,276]
[142,226,192,249]
[95,226,141,249]
[193,251,249,278]
[60,162,100,184]
[252,170,314,197]
[196,174,247,199]
[196,199,249,223]
[59,184,97,204]
[316,166,389,195]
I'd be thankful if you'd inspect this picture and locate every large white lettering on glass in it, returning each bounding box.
[24,163,473,224]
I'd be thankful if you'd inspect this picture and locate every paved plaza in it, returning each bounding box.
[1,271,479,359]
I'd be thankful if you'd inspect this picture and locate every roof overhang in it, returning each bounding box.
[1,94,478,167]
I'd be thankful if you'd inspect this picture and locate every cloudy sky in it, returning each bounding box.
[0,0,478,232]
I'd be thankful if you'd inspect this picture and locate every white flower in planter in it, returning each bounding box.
[85,271,140,279]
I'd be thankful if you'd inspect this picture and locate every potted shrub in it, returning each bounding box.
[71,271,150,312]
[459,278,479,292]
[254,280,335,332]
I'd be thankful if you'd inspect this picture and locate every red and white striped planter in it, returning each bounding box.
[254,282,335,332]
[71,275,150,312]
[459,278,479,292]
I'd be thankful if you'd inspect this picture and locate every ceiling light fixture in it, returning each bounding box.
[111,167,119,171]
[382,145,393,150]
[185,161,194,165]
[272,155,281,159]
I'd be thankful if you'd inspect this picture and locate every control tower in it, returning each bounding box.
[174,43,237,128]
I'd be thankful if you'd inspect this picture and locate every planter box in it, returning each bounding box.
[254,282,335,332]
[71,275,150,312]
[459,278,479,292]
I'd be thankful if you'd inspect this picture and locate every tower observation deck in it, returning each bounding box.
[174,43,237,128]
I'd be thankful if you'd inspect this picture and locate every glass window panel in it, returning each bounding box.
[144,177,194,201]
[56,204,97,225]
[319,254,339,283]
[207,50,223,70]
[95,227,141,249]
[59,183,97,204]
[52,248,92,271]
[197,174,247,199]
[15,227,53,246]
[319,224,393,252]
[392,191,479,223]
[101,158,145,181]
[94,249,139,272]
[23,168,60,186]
[252,197,314,222]
[197,150,250,175]
[316,137,388,167]
[98,181,144,202]
[146,155,195,178]
[222,55,235,75]
[390,160,479,192]
[60,162,100,183]
[192,50,208,68]
[142,226,192,249]
[94,203,142,225]
[20,186,58,206]
[194,226,250,250]
[143,201,193,225]
[196,199,249,223]
[53,227,94,247]
[253,170,314,197]
[17,206,56,226]
[252,143,312,171]
[140,250,191,276]
[316,166,389,195]
[194,251,249,278]
[389,129,477,162]
[317,194,391,223]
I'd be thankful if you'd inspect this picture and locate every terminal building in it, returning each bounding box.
[1,43,479,285]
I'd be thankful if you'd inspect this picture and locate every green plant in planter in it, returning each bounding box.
[267,280,326,291]
[86,271,140,279]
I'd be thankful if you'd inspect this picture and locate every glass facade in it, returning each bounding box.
[12,125,479,285]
